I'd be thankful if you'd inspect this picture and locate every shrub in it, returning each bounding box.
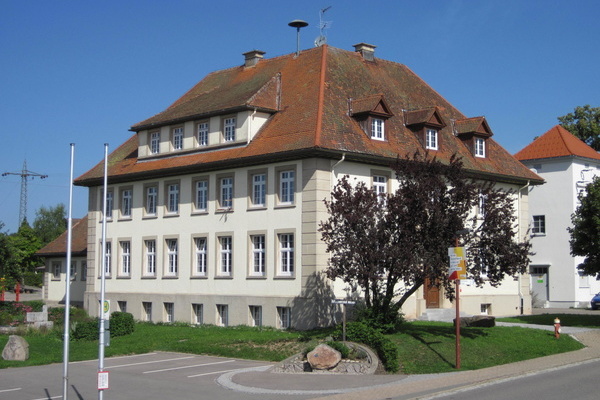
[326,341,350,359]
[72,318,99,341]
[49,306,89,326]
[23,300,45,312]
[335,321,399,372]
[110,312,134,337]
[0,310,13,326]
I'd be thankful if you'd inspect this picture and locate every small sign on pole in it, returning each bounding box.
[448,247,467,280]
[100,300,110,320]
[332,299,356,342]
[97,371,109,390]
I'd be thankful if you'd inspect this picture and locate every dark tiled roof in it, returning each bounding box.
[76,45,541,186]
[36,216,88,257]
[515,125,600,162]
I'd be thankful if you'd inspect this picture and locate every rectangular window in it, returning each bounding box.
[150,131,160,154]
[532,215,546,235]
[279,170,295,204]
[373,175,387,197]
[195,180,208,212]
[197,121,209,146]
[371,118,384,140]
[252,173,266,207]
[118,301,127,313]
[70,261,76,280]
[52,262,61,279]
[475,137,486,158]
[249,306,262,327]
[143,302,152,322]
[192,303,203,324]
[120,241,131,276]
[146,185,157,216]
[277,306,291,329]
[164,302,174,323]
[279,233,294,276]
[219,236,232,276]
[81,261,87,281]
[477,193,487,218]
[167,183,180,214]
[166,239,178,276]
[172,127,183,150]
[121,189,132,217]
[217,304,228,327]
[105,190,113,220]
[220,177,233,209]
[426,129,438,150]
[251,235,266,276]
[103,242,112,276]
[224,117,236,142]
[144,239,156,276]
[194,237,207,276]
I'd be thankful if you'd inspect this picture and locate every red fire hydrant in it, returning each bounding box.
[554,317,561,339]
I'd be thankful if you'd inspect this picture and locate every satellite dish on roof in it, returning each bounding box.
[314,35,326,47]
[314,6,332,47]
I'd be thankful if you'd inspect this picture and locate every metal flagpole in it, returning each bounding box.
[98,144,108,400]
[62,144,75,400]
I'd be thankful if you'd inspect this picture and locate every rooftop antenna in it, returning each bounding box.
[315,6,332,47]
[2,159,48,227]
[288,19,308,57]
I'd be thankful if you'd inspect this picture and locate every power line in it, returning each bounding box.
[2,160,48,226]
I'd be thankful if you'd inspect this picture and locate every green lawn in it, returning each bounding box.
[0,320,588,374]
[497,313,600,327]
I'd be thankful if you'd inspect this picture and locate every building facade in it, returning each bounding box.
[515,125,600,308]
[61,44,540,329]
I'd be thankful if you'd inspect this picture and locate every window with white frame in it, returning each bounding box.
[150,131,160,154]
[70,261,76,280]
[426,128,438,150]
[52,262,61,280]
[477,193,487,218]
[279,170,295,204]
[166,239,178,276]
[474,137,486,157]
[195,179,208,212]
[172,127,183,150]
[194,237,207,276]
[373,175,387,197]
[81,261,87,281]
[120,188,132,218]
[118,301,127,313]
[192,303,203,324]
[164,302,174,323]
[105,190,113,220]
[143,302,152,322]
[216,304,228,327]
[224,117,236,142]
[532,215,546,235]
[197,121,209,146]
[277,306,291,329]
[220,177,233,209]
[278,233,294,276]
[167,183,180,214]
[249,305,262,327]
[219,236,232,276]
[144,239,156,276]
[120,241,131,276]
[251,235,265,276]
[252,173,266,207]
[103,241,112,276]
[145,185,157,216]
[371,118,384,140]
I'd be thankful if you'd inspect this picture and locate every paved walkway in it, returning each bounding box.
[218,317,600,400]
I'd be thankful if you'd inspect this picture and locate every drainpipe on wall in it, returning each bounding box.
[332,153,346,179]
[517,180,530,314]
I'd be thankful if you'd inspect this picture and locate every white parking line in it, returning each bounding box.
[108,355,196,369]
[70,352,158,364]
[188,367,248,378]
[0,387,21,393]
[144,359,235,374]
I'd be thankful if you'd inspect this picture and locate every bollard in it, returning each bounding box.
[554,317,561,339]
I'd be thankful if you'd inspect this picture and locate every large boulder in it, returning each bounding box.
[2,335,29,361]
[307,344,342,370]
[454,315,496,328]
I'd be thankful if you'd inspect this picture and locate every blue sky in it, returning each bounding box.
[1,0,598,233]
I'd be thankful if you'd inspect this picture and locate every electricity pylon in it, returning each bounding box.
[2,160,48,227]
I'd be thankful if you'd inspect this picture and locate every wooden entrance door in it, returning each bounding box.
[425,278,441,308]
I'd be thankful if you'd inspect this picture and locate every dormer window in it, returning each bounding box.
[474,137,485,157]
[224,117,236,142]
[172,127,183,150]
[197,121,208,146]
[371,118,385,140]
[426,128,438,150]
[150,131,160,154]
[453,117,493,159]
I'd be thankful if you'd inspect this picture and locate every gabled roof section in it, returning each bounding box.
[36,216,88,257]
[454,117,493,138]
[515,125,600,162]
[350,94,393,118]
[404,107,446,128]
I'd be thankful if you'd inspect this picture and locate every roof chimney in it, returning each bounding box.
[243,50,266,67]
[353,43,376,61]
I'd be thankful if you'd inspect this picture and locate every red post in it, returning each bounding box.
[0,290,4,302]
[15,282,20,302]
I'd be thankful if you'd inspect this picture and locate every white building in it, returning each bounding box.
[515,125,600,308]
[44,44,540,328]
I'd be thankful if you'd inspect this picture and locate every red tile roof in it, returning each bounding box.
[515,125,600,162]
[76,45,541,186]
[36,216,88,257]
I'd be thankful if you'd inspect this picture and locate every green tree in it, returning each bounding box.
[569,176,600,277]
[33,204,67,246]
[558,105,600,151]
[2,221,42,286]
[319,153,531,326]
